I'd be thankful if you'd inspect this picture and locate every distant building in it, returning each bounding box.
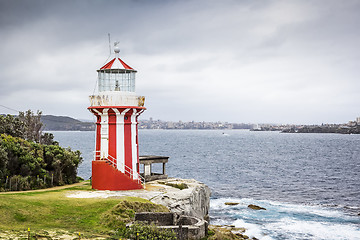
[348,121,357,127]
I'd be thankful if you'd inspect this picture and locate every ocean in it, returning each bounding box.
[53,130,360,240]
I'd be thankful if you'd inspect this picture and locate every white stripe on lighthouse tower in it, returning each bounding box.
[112,108,123,172]
[131,109,138,179]
[100,108,109,159]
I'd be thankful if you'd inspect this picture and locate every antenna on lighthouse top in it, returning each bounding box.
[102,33,113,66]
[108,33,111,56]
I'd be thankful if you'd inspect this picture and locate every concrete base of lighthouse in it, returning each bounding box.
[92,161,143,190]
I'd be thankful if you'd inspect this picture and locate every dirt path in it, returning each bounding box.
[0,181,88,194]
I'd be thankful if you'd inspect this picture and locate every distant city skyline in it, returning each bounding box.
[38,114,360,131]
[0,0,359,125]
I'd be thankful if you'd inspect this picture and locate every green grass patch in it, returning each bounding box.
[64,183,93,191]
[0,190,119,233]
[0,186,168,237]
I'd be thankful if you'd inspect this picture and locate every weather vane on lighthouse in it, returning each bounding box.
[88,42,146,191]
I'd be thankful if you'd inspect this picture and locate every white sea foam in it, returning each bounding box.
[212,197,353,220]
[210,197,360,240]
[258,199,345,219]
[233,219,273,240]
[344,205,360,210]
[210,197,247,210]
[267,218,360,240]
[210,218,229,226]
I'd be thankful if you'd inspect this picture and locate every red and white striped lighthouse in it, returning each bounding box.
[88,43,145,190]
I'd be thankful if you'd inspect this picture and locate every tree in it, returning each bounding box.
[0,142,9,181]
[18,110,43,143]
[0,110,56,145]
[0,114,25,138]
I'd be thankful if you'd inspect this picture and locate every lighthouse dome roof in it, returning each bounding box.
[99,57,136,72]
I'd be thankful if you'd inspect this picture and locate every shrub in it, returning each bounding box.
[115,222,177,240]
[0,134,82,190]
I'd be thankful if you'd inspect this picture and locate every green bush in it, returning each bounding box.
[0,134,82,191]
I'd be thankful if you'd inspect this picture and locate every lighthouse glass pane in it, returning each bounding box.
[107,73,112,91]
[98,72,104,91]
[98,70,136,92]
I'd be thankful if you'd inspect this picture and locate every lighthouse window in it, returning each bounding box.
[98,70,136,92]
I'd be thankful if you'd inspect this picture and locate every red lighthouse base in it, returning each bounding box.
[92,161,143,191]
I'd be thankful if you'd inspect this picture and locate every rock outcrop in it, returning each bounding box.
[225,202,240,206]
[149,178,211,220]
[67,178,211,221]
[248,204,266,210]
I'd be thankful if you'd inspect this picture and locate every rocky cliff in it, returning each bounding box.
[149,178,211,220]
[67,178,211,221]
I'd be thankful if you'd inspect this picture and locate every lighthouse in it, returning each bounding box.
[88,42,145,190]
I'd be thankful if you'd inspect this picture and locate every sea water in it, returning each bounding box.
[53,130,360,240]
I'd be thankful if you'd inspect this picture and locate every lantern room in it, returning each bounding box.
[97,43,137,93]
[89,43,144,108]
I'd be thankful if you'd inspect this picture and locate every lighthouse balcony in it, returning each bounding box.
[89,91,145,107]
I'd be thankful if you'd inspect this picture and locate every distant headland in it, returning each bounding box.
[253,117,360,134]
[40,115,360,134]
[40,115,254,131]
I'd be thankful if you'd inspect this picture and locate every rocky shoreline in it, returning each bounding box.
[67,179,267,239]
[281,125,360,134]
[67,178,212,239]
[0,179,263,239]
[68,178,211,220]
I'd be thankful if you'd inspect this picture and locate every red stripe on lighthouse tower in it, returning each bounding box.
[124,109,133,177]
[131,109,138,179]
[134,109,145,174]
[95,114,101,160]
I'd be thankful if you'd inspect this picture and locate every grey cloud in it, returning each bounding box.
[0,0,359,124]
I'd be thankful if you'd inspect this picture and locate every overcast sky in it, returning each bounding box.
[0,0,359,124]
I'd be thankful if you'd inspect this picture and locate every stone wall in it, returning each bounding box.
[135,212,175,226]
[135,212,208,240]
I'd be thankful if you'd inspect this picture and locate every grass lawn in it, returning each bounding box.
[0,182,163,238]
